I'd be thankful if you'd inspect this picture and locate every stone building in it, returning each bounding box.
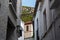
[0,0,21,40]
[24,21,33,39]
[33,0,60,40]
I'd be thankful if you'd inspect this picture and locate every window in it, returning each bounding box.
[37,19,38,28]
[36,30,39,40]
[26,26,29,31]
[43,9,47,32]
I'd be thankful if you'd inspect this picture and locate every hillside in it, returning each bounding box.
[21,6,34,22]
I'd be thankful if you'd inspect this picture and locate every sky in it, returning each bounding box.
[22,0,36,7]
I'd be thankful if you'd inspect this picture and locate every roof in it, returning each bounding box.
[25,21,32,25]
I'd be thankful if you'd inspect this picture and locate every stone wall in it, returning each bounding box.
[0,0,17,40]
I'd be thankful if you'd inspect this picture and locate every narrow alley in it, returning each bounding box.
[0,0,60,40]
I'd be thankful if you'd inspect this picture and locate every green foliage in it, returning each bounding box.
[21,14,33,22]
[22,9,29,14]
[21,6,34,22]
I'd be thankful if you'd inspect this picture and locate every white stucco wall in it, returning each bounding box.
[34,2,41,40]
[18,20,24,40]
[24,24,33,38]
[34,0,53,40]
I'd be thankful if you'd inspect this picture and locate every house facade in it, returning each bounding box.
[33,0,60,40]
[24,21,33,39]
[0,0,21,40]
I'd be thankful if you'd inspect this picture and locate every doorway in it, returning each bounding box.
[6,17,15,40]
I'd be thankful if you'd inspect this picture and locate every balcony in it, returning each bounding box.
[50,0,60,9]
